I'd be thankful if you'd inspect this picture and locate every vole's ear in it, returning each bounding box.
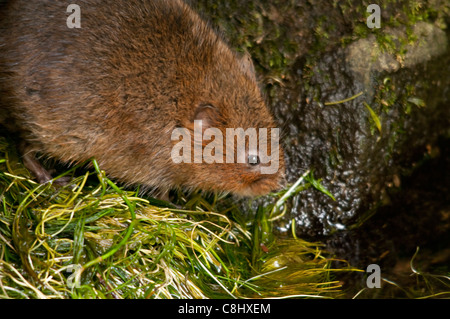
[193,104,220,130]
[238,51,256,82]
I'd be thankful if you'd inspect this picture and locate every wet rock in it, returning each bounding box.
[281,46,448,237]
[194,0,450,238]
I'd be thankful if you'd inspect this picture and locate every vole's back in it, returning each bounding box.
[1,0,215,146]
[0,0,285,196]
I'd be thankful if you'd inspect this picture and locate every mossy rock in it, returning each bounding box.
[193,0,450,238]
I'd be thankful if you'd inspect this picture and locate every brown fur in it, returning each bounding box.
[0,0,285,196]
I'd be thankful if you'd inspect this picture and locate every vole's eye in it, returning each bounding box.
[248,154,260,166]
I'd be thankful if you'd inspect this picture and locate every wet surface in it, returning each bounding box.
[194,0,450,296]
[330,135,450,297]
[194,0,449,235]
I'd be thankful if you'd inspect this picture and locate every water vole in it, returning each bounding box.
[0,0,285,196]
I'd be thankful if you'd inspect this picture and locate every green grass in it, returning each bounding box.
[1,136,449,299]
[0,136,356,299]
